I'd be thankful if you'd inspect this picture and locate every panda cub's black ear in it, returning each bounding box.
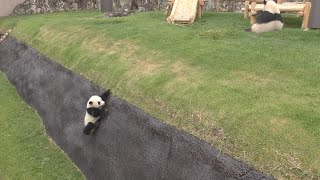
[89,101,93,105]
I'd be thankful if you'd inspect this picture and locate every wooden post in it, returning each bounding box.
[244,1,250,20]
[197,0,207,18]
[250,2,257,24]
[277,0,283,4]
[201,0,207,17]
[165,0,174,17]
[204,0,207,16]
[302,2,311,29]
[198,0,202,18]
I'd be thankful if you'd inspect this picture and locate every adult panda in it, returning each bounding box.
[83,90,111,135]
[246,0,283,33]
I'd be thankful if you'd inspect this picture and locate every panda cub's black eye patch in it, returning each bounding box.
[89,101,93,105]
[98,101,100,105]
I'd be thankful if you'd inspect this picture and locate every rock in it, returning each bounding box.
[71,3,79,11]
[31,4,37,14]
[143,2,155,11]
[137,6,145,12]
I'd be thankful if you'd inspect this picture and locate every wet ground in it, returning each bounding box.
[0,36,273,180]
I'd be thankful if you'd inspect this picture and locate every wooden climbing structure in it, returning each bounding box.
[242,0,311,29]
[166,0,208,24]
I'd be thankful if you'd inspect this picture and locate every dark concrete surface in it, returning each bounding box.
[0,36,274,180]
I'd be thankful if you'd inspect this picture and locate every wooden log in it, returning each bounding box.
[200,4,204,17]
[165,5,171,17]
[251,4,305,12]
[198,0,204,6]
[201,5,205,16]
[302,2,311,29]
[251,11,257,16]
[297,11,304,17]
[251,2,257,24]
[244,1,250,20]
[197,0,207,18]
[165,0,175,17]
[232,0,263,2]
[198,0,202,18]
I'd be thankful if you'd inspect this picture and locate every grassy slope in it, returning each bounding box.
[0,73,84,179]
[0,11,319,179]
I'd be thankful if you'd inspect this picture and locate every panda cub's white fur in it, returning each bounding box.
[248,0,284,33]
[83,90,111,135]
[84,95,105,125]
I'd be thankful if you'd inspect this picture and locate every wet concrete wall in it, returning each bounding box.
[0,36,273,180]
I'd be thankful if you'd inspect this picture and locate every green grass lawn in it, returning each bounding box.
[0,73,85,179]
[0,11,319,179]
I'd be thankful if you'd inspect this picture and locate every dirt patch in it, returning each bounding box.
[163,61,200,93]
[130,59,162,76]
[222,70,275,88]
[270,118,288,129]
[170,61,198,82]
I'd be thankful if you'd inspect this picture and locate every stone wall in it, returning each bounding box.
[11,0,97,15]
[206,0,244,12]
[7,0,307,16]
[10,0,245,16]
[11,0,164,15]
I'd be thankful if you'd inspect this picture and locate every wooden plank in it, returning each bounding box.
[302,2,311,29]
[251,2,257,24]
[197,0,202,18]
[232,0,264,2]
[167,0,198,24]
[250,3,305,12]
[244,1,250,20]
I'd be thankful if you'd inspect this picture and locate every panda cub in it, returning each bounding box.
[83,90,111,135]
[246,0,283,33]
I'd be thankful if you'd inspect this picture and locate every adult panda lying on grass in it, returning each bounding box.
[83,90,111,135]
[246,0,283,33]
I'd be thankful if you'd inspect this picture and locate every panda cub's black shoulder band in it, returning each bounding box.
[87,107,103,117]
